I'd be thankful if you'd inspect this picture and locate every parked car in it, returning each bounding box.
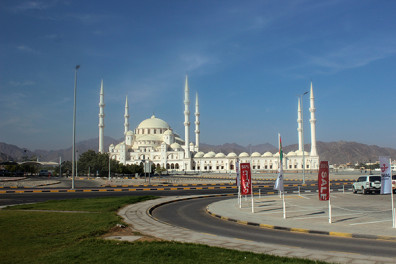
[39,170,52,177]
[0,169,10,176]
[352,175,381,194]
[392,175,396,194]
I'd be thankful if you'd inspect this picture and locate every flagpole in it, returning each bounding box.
[251,165,254,213]
[329,176,332,224]
[390,158,394,228]
[282,191,286,219]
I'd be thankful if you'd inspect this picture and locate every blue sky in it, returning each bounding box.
[1,0,396,151]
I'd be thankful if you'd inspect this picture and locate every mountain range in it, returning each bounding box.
[1,138,396,165]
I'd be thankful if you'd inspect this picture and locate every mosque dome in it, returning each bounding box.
[137,115,170,130]
[262,152,273,157]
[194,152,204,158]
[286,151,295,156]
[170,142,181,149]
[204,151,216,158]
[163,129,173,135]
[251,152,261,157]
[227,152,237,158]
[295,150,309,156]
[215,153,226,158]
[239,152,249,158]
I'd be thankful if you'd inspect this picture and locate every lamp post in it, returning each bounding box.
[76,150,79,178]
[300,91,309,184]
[72,65,80,190]
[108,153,111,181]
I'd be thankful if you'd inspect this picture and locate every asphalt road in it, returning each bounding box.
[152,195,396,258]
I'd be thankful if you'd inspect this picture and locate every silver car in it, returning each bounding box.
[352,175,381,194]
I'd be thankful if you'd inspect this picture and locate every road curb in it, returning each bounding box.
[205,207,396,242]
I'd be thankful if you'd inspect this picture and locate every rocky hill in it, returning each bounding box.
[0,136,119,163]
[1,140,396,165]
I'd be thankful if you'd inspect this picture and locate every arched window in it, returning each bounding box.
[166,163,170,169]
[175,164,179,169]
[171,164,175,169]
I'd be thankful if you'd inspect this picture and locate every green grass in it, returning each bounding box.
[1,196,327,264]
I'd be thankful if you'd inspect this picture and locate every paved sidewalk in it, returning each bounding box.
[119,195,396,264]
[208,193,396,240]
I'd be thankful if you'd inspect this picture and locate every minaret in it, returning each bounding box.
[184,75,191,158]
[309,82,318,156]
[98,79,105,153]
[195,92,200,150]
[297,97,303,152]
[124,96,129,136]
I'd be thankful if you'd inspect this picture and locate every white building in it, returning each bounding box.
[101,76,319,173]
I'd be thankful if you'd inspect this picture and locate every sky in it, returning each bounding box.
[1,0,396,151]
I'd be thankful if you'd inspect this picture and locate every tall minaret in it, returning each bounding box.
[195,92,200,150]
[98,79,105,153]
[309,82,318,156]
[184,75,191,158]
[297,97,303,152]
[124,96,129,136]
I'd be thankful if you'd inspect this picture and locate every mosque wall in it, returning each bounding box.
[103,77,320,174]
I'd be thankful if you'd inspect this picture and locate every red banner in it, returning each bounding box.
[318,161,329,201]
[240,163,252,195]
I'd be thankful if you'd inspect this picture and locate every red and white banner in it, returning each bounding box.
[318,161,329,201]
[240,163,252,195]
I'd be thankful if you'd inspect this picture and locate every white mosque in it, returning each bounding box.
[99,76,319,173]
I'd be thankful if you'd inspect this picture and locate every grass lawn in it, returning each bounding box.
[0,196,327,264]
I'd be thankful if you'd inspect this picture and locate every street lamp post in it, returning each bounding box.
[108,154,111,181]
[72,65,80,190]
[76,150,79,178]
[300,91,309,184]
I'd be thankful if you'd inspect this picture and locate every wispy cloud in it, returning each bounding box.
[16,45,38,54]
[307,39,396,73]
[180,54,219,72]
[10,1,56,13]
[9,80,36,87]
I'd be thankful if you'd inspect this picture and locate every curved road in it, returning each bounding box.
[152,195,396,258]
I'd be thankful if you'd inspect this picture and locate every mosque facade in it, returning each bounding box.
[99,76,319,173]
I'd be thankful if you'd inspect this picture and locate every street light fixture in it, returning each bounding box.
[72,65,80,190]
[299,90,309,184]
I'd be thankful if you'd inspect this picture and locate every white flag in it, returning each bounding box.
[274,171,284,191]
[379,156,392,194]
[274,134,284,192]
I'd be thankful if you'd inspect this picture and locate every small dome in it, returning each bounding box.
[137,115,170,130]
[251,152,261,157]
[190,142,194,146]
[274,152,280,157]
[215,153,226,158]
[163,129,173,135]
[227,152,237,158]
[239,152,249,157]
[287,151,295,156]
[194,151,204,158]
[170,142,181,149]
[262,152,273,157]
[110,144,114,147]
[204,151,216,158]
[126,130,134,136]
[115,142,124,150]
